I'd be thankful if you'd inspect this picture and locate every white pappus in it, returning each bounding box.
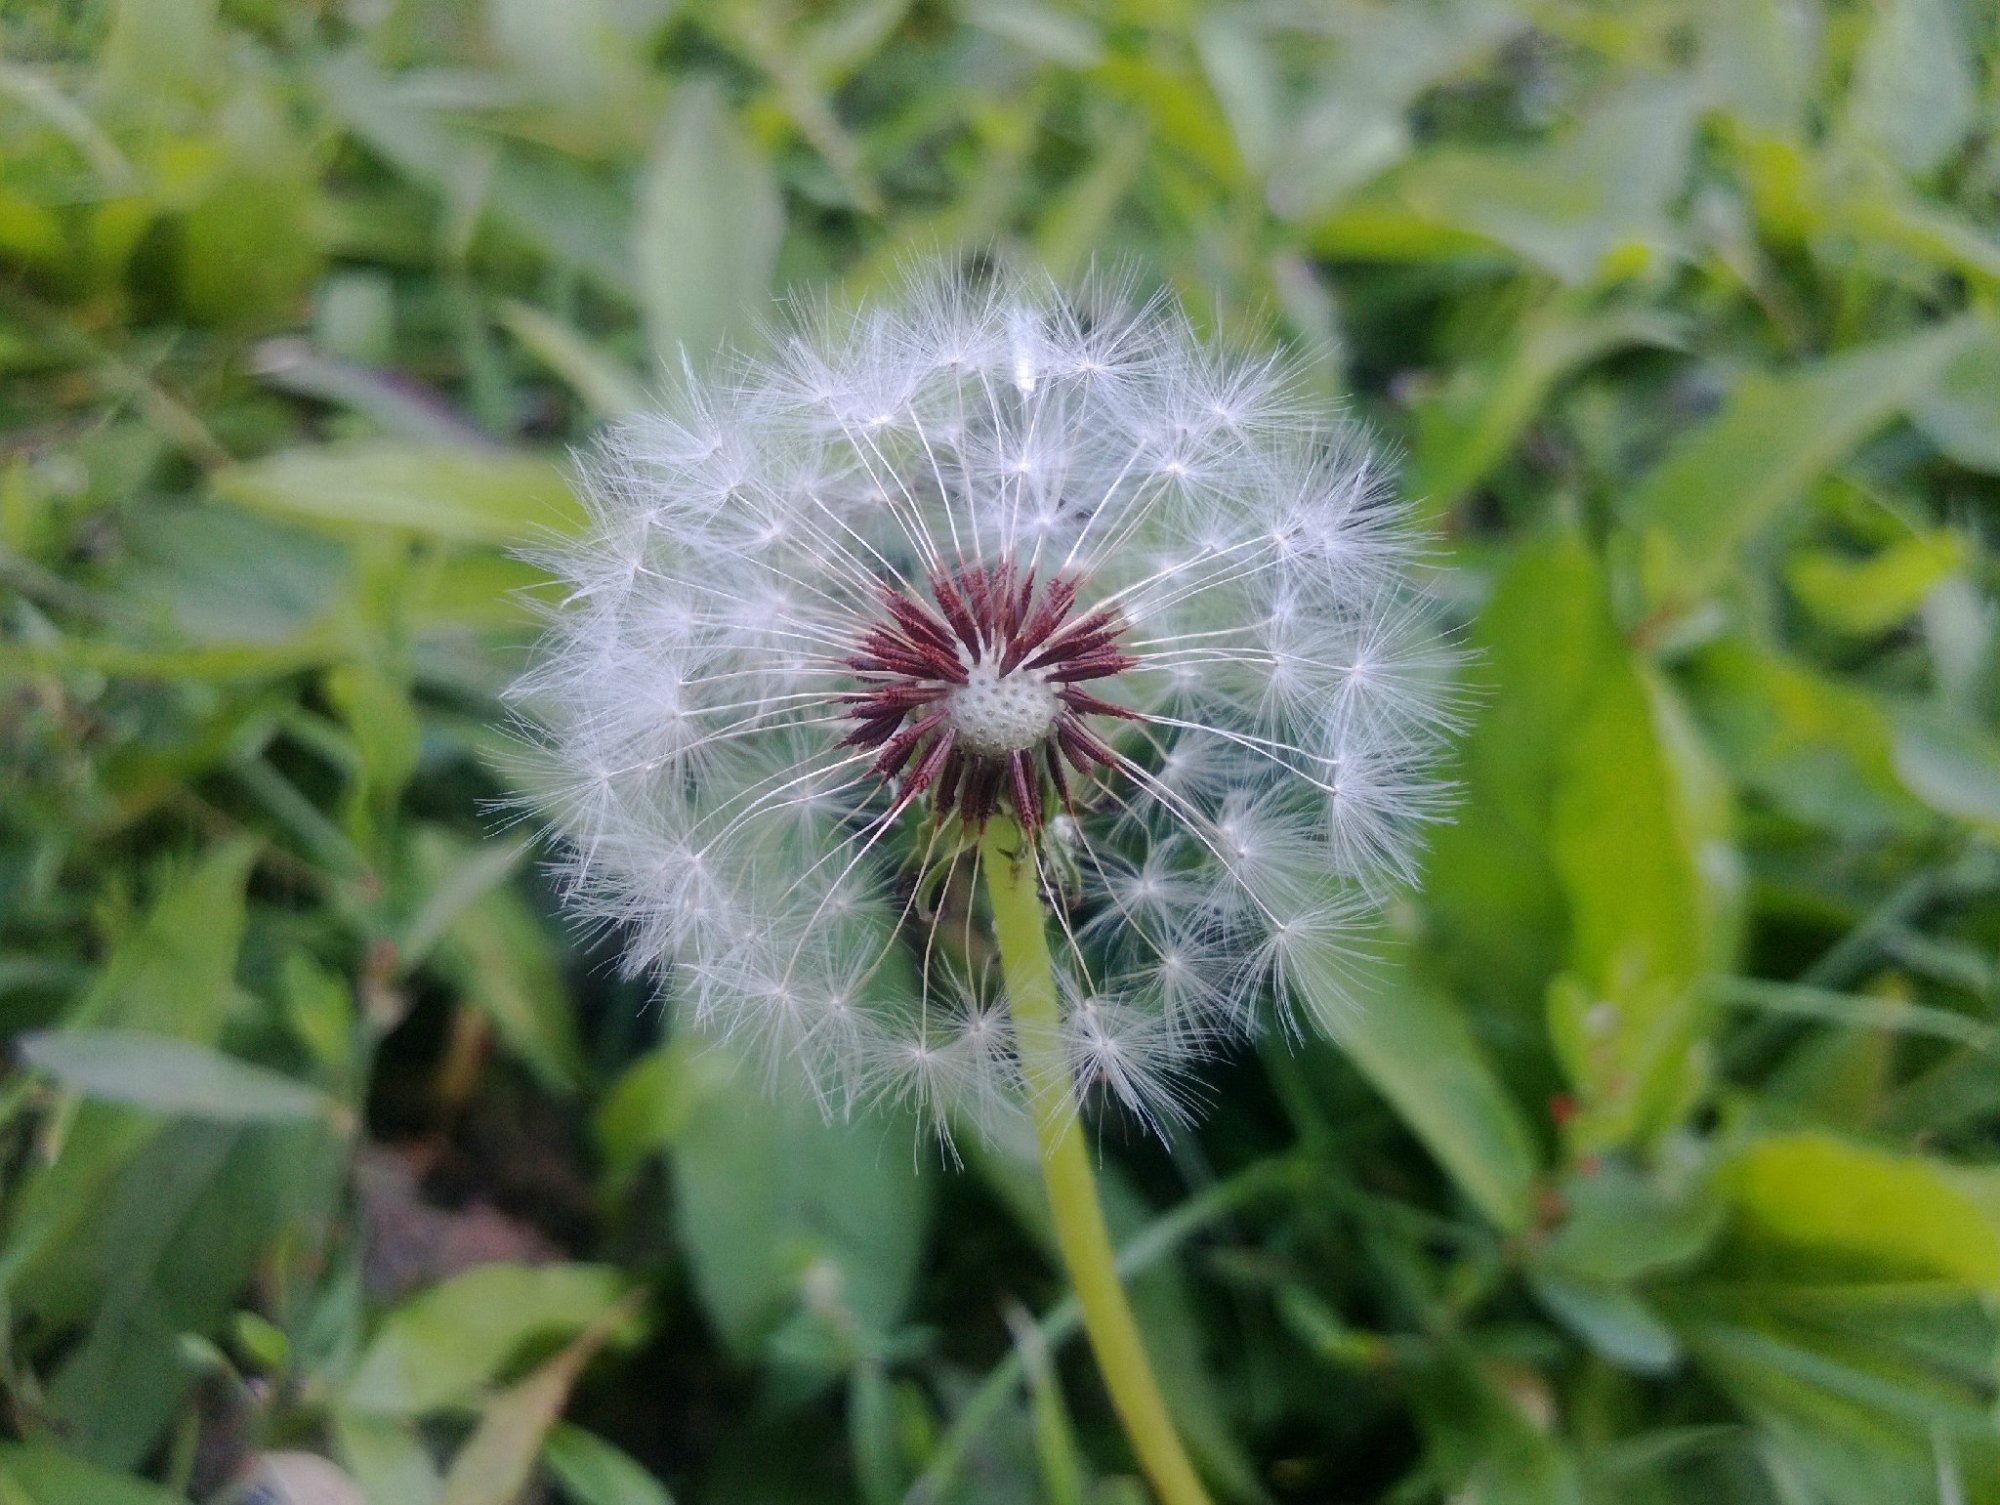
[512,261,1462,1142]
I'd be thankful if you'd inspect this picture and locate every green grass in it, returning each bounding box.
[3,1,1999,1502]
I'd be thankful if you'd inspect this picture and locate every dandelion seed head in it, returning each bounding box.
[515,260,1460,1142]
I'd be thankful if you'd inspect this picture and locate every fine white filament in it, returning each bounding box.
[514,262,1460,1141]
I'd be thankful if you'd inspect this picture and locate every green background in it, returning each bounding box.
[4,0,2000,1501]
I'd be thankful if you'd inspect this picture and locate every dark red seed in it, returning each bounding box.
[1001,577,1078,672]
[841,710,906,749]
[895,731,957,808]
[933,747,966,820]
[871,708,949,777]
[1056,687,1145,721]
[1046,650,1138,684]
[1008,749,1039,835]
[1044,741,1073,810]
[880,589,958,649]
[846,682,946,713]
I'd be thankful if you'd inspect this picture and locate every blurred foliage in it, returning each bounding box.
[2,0,2000,1502]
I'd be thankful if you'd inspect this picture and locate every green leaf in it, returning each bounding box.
[213,441,581,546]
[1407,297,1682,513]
[1784,531,1967,636]
[1621,320,1979,609]
[592,1041,696,1198]
[1383,80,1697,282]
[1430,531,1721,1151]
[1526,1269,1680,1374]
[1253,0,1526,218]
[1683,636,1926,838]
[1718,1133,2000,1287]
[332,1414,440,1505]
[75,838,260,1039]
[343,1263,629,1416]
[17,1030,336,1123]
[41,1122,340,1469]
[542,1425,677,1505]
[120,506,347,648]
[1844,0,1976,177]
[1891,706,2000,836]
[314,50,634,295]
[406,828,588,1093]
[324,660,423,823]
[439,1301,635,1505]
[1544,657,1719,1149]
[0,840,259,1301]
[1541,1160,1723,1283]
[496,300,647,418]
[1913,324,2000,472]
[1304,949,1542,1232]
[175,82,322,327]
[0,1444,188,1505]
[633,79,784,369]
[673,1038,932,1369]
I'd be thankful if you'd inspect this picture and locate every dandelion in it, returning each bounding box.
[516,261,1458,1504]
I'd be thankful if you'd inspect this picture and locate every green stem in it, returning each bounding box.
[979,818,1214,1505]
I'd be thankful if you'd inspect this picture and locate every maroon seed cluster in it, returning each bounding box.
[842,557,1139,838]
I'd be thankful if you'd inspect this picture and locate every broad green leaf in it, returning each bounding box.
[1304,948,1541,1232]
[120,504,347,647]
[1546,656,1719,1150]
[966,0,1101,67]
[1913,323,2000,472]
[633,79,784,369]
[1677,1291,2000,1505]
[17,1030,337,1123]
[1621,320,1979,609]
[1784,531,1967,636]
[1844,0,1975,177]
[439,1299,636,1505]
[1407,298,1682,513]
[542,1425,677,1505]
[496,300,647,418]
[75,837,259,1038]
[1698,0,1810,134]
[324,659,422,828]
[406,828,587,1093]
[175,82,322,327]
[1682,637,1923,838]
[343,1263,629,1416]
[97,0,216,109]
[42,1122,339,1468]
[1252,0,1525,218]
[673,1038,931,1369]
[0,1444,187,1505]
[1526,1269,1680,1374]
[1429,531,1719,1151]
[592,1041,696,1198]
[1383,80,1697,283]
[314,50,634,295]
[1890,707,2000,837]
[1424,534,1597,1034]
[1540,1160,1723,1283]
[489,0,642,117]
[213,441,580,545]
[332,1414,440,1505]
[0,841,258,1302]
[1718,1133,2000,1287]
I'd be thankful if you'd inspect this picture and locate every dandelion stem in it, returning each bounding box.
[980,817,1214,1505]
